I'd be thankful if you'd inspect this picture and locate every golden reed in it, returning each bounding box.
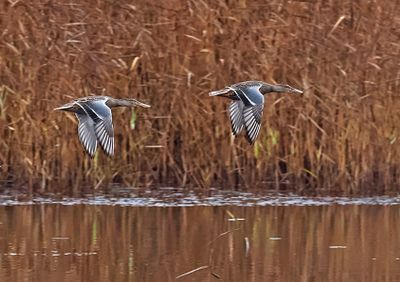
[0,0,399,194]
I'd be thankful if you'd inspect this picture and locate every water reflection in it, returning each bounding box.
[0,204,399,281]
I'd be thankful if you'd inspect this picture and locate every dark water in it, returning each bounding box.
[0,195,399,281]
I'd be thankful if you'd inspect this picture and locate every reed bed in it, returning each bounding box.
[0,0,399,194]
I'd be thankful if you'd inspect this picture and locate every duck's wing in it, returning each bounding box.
[228,100,244,136]
[75,110,98,157]
[79,99,115,157]
[243,103,264,144]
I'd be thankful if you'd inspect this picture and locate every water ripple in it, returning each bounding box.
[0,189,399,206]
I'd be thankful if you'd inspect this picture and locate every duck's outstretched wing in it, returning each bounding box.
[243,103,264,144]
[228,100,244,136]
[79,100,115,157]
[75,110,98,157]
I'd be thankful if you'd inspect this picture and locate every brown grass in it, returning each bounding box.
[1,0,400,194]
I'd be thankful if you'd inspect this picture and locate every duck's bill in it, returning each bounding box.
[135,100,151,108]
[291,88,304,94]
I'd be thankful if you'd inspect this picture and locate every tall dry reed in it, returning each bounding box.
[0,0,399,194]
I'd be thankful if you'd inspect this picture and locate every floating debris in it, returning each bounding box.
[227,218,245,221]
[4,251,98,257]
[329,245,347,249]
[51,237,70,240]
[244,237,250,256]
[176,265,209,279]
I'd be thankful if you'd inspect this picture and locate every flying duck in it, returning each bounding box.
[209,81,303,144]
[55,96,150,157]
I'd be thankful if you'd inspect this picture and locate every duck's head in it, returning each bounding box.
[108,98,151,108]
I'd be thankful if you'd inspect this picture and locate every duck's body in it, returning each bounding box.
[209,81,303,144]
[55,96,150,157]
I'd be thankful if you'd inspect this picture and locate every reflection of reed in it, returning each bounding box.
[1,0,400,192]
[0,205,399,281]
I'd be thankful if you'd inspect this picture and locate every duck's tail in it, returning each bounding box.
[53,102,75,112]
[208,87,233,97]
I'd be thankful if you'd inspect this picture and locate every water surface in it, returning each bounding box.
[0,194,399,281]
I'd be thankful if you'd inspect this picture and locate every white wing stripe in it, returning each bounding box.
[237,89,256,106]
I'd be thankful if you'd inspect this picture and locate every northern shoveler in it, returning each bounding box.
[55,96,150,157]
[209,81,303,144]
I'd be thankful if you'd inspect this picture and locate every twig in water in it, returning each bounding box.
[176,265,209,279]
[244,237,250,256]
[208,228,240,247]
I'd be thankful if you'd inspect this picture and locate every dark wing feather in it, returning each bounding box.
[243,104,264,144]
[94,119,114,156]
[75,111,98,157]
[228,100,244,136]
